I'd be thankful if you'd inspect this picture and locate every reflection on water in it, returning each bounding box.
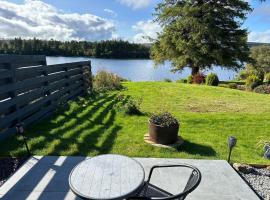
[46,56,238,81]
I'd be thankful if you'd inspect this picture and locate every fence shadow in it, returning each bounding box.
[0,93,125,157]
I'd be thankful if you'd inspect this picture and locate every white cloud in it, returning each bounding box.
[0,0,116,41]
[132,20,161,43]
[117,0,152,9]
[104,9,117,17]
[249,30,270,43]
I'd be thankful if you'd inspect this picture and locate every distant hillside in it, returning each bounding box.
[247,42,270,47]
[0,38,150,58]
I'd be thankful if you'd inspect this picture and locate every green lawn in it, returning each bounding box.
[1,82,270,164]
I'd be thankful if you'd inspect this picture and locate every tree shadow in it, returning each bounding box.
[177,140,216,157]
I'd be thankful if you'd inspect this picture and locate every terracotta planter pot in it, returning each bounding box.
[148,120,179,145]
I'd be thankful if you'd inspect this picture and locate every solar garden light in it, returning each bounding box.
[16,123,31,156]
[227,136,237,163]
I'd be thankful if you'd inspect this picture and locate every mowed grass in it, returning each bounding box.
[0,82,270,164]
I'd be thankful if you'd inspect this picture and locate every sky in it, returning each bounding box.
[0,0,270,43]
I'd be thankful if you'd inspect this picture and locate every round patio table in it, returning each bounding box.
[69,154,145,200]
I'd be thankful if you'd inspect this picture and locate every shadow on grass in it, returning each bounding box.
[177,140,216,156]
[0,92,127,157]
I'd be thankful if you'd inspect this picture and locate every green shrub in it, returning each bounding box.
[114,95,142,115]
[218,84,227,88]
[176,79,187,83]
[123,98,142,115]
[256,71,265,82]
[257,138,270,149]
[116,94,126,101]
[237,85,246,91]
[253,85,270,94]
[218,83,238,89]
[245,75,262,90]
[93,70,123,91]
[237,70,249,80]
[150,112,179,127]
[264,73,270,84]
[164,78,172,82]
[228,83,238,89]
[187,75,193,84]
[192,73,205,84]
[206,73,219,86]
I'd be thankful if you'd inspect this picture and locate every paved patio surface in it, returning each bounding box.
[0,156,260,200]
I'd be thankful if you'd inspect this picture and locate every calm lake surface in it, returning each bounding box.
[46,56,238,81]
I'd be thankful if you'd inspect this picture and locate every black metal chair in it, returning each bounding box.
[128,164,201,200]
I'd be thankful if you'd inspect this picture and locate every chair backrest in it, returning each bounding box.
[128,164,201,200]
[174,166,201,200]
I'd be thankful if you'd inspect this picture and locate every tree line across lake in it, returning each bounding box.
[0,38,150,59]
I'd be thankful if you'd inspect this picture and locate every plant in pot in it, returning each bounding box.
[149,112,179,145]
[257,139,270,159]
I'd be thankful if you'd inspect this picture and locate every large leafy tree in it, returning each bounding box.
[248,45,270,75]
[151,0,253,75]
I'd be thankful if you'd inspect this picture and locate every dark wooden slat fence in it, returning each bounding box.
[0,55,92,140]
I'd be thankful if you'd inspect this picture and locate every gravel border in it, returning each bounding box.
[0,157,28,187]
[238,167,270,200]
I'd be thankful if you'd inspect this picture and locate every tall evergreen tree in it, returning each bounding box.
[151,0,253,75]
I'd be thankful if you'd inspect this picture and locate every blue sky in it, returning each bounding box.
[1,0,270,43]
